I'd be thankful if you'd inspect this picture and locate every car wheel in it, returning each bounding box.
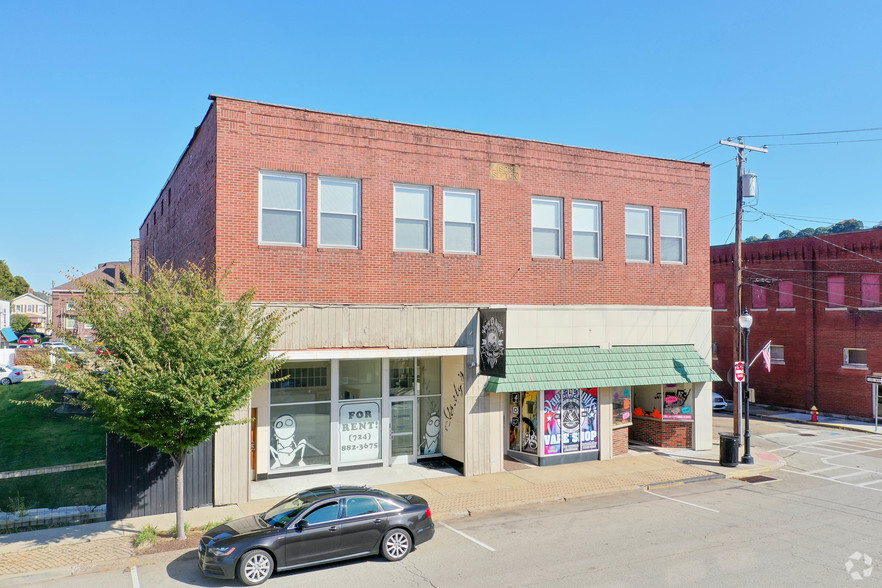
[237,549,274,586]
[0,378,10,386]
[381,528,412,561]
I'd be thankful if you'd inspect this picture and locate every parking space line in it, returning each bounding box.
[802,466,845,475]
[856,479,882,487]
[439,522,496,552]
[829,470,873,479]
[643,489,719,513]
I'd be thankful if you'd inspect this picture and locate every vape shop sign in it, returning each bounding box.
[339,401,381,463]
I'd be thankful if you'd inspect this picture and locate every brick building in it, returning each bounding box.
[711,229,882,419]
[51,239,139,341]
[141,95,718,506]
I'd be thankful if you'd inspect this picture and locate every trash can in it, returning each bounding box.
[719,433,740,467]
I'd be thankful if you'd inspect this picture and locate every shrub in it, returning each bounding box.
[134,525,158,548]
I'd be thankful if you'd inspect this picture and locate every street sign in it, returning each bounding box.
[734,361,746,383]
[867,375,882,384]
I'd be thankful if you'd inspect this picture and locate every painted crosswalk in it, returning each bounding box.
[774,433,882,491]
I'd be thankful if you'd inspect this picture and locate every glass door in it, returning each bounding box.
[390,398,415,464]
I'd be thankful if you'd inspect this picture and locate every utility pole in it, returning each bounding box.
[719,138,767,441]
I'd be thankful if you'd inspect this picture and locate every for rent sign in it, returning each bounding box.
[339,401,381,463]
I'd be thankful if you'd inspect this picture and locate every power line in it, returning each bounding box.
[681,143,723,161]
[764,137,882,147]
[740,126,882,139]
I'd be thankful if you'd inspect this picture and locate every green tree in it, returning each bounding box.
[0,260,29,300]
[778,230,795,239]
[814,226,830,235]
[761,234,772,241]
[796,227,816,237]
[744,235,760,242]
[10,314,31,333]
[52,259,292,539]
[829,219,863,233]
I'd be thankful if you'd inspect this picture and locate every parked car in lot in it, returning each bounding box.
[0,365,24,385]
[42,341,76,353]
[16,335,35,347]
[198,485,435,585]
[713,392,731,411]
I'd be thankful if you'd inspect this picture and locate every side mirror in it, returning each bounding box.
[296,519,310,530]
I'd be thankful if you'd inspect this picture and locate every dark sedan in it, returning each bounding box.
[197,485,435,585]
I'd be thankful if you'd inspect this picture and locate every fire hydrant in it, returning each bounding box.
[810,406,819,422]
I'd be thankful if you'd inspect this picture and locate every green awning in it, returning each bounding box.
[485,345,721,394]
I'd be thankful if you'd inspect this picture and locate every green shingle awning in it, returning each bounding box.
[485,345,721,394]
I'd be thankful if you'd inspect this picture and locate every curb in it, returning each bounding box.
[757,414,879,434]
[645,473,725,490]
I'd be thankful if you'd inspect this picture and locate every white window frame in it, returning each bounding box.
[625,205,652,263]
[531,196,563,258]
[843,348,868,369]
[318,177,362,249]
[65,317,76,330]
[572,200,602,260]
[259,170,306,246]
[393,184,432,252]
[443,188,479,254]
[660,208,686,264]
[770,345,785,365]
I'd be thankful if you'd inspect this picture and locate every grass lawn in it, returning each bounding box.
[0,380,107,511]
[0,380,106,470]
[0,468,105,511]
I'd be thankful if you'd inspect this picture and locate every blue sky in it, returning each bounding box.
[2,1,880,293]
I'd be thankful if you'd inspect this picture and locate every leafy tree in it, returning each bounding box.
[814,226,830,235]
[10,314,31,333]
[744,235,760,242]
[829,219,863,233]
[52,259,292,539]
[0,260,29,300]
[778,230,795,239]
[796,227,816,237]
[761,234,772,241]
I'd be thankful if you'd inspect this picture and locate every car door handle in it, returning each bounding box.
[328,526,338,532]
[373,519,383,524]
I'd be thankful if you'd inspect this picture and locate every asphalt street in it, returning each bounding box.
[14,417,882,587]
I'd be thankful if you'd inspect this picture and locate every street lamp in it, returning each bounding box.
[738,308,754,464]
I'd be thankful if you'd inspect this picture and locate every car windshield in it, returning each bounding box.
[262,487,338,527]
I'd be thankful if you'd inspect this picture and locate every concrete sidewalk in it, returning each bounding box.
[0,446,781,584]
[751,405,881,434]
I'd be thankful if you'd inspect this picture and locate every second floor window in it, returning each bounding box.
[625,205,652,262]
[712,282,726,309]
[861,274,880,307]
[260,171,305,246]
[778,281,794,309]
[827,276,845,308]
[319,177,361,248]
[572,200,601,260]
[660,208,686,263]
[394,184,432,252]
[752,284,767,309]
[531,196,562,258]
[443,188,479,254]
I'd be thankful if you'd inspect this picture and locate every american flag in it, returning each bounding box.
[761,341,772,372]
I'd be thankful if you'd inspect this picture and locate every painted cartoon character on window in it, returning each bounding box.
[420,412,441,454]
[269,413,313,469]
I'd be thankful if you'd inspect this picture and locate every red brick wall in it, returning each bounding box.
[139,105,218,274]
[712,230,882,418]
[140,96,710,306]
[630,417,692,447]
[612,426,630,456]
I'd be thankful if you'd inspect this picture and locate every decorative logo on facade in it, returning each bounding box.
[478,308,506,377]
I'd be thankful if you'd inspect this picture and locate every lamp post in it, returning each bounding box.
[739,308,754,464]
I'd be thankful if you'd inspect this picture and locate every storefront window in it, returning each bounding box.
[632,384,693,420]
[542,389,598,455]
[340,359,381,399]
[661,384,693,420]
[612,387,632,427]
[270,361,332,471]
[339,400,381,463]
[269,401,331,470]
[417,357,442,455]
